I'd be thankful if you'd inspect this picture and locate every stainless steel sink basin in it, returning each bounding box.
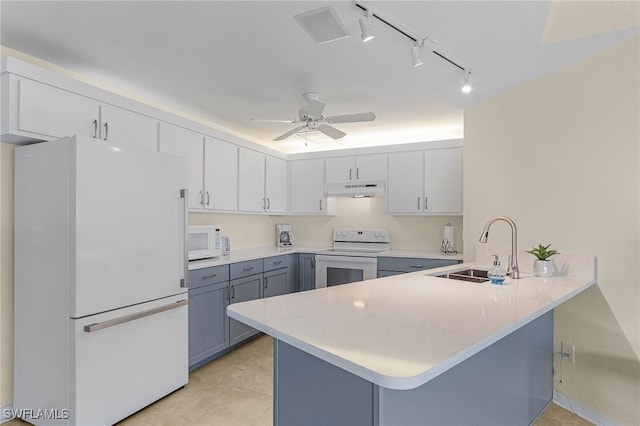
[435,269,490,283]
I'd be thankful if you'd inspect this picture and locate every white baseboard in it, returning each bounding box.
[1,404,14,423]
[553,391,621,426]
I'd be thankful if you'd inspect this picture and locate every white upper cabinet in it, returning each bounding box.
[204,137,238,212]
[289,159,333,214]
[238,148,266,213]
[387,148,462,215]
[265,156,287,214]
[8,77,158,150]
[387,151,424,214]
[100,104,158,151]
[13,78,100,141]
[158,123,204,209]
[325,154,387,183]
[424,148,462,214]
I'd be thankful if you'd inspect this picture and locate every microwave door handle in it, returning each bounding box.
[180,189,189,288]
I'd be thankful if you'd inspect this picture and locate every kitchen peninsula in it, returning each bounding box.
[227,254,596,426]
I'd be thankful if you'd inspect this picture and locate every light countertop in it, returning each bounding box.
[227,255,596,390]
[189,246,463,270]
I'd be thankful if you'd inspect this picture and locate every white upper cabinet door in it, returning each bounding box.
[325,157,356,183]
[355,154,387,181]
[158,123,204,209]
[289,159,326,214]
[204,137,238,211]
[265,156,287,214]
[17,78,100,140]
[238,148,266,213]
[424,148,463,214]
[387,151,424,214]
[99,105,158,151]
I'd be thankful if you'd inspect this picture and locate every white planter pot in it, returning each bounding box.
[533,260,554,277]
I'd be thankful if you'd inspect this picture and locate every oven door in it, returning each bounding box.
[315,255,377,289]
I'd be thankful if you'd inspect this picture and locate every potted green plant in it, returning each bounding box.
[526,244,558,277]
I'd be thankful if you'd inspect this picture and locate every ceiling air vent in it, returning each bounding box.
[294,6,351,45]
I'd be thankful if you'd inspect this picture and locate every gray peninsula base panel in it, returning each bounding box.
[274,311,553,426]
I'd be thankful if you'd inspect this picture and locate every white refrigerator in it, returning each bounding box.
[14,136,189,425]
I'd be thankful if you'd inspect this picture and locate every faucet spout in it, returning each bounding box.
[478,216,520,279]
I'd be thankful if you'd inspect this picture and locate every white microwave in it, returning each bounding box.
[188,225,222,260]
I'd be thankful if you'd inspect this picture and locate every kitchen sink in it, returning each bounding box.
[435,269,490,283]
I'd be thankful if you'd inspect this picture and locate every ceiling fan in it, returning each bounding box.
[251,93,376,141]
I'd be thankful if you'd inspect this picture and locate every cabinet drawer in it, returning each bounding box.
[377,257,460,273]
[264,254,290,272]
[188,265,230,289]
[230,259,263,280]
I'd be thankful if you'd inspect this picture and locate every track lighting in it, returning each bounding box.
[359,10,374,42]
[461,69,472,93]
[411,41,423,67]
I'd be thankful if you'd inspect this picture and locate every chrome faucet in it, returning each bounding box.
[478,216,520,279]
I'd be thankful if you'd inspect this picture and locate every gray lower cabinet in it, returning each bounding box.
[263,268,288,298]
[188,265,230,368]
[297,253,316,292]
[229,274,263,346]
[377,257,461,277]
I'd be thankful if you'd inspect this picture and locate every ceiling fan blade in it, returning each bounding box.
[318,124,346,140]
[273,125,307,141]
[306,98,326,117]
[326,112,376,124]
[250,118,299,123]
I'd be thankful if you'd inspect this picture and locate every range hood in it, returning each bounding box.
[326,182,386,198]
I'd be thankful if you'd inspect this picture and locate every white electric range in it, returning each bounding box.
[315,228,390,288]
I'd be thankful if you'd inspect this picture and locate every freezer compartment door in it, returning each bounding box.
[71,139,188,317]
[72,294,188,425]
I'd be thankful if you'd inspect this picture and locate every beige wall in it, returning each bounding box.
[1,143,15,407]
[463,36,640,425]
[190,198,462,252]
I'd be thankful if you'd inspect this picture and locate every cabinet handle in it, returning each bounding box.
[273,260,283,265]
[356,168,360,180]
[93,119,98,138]
[263,198,266,210]
[199,190,204,206]
[311,258,315,268]
[206,191,210,206]
[231,286,235,299]
[267,198,270,210]
[103,122,109,141]
[349,168,352,180]
[417,197,421,210]
[243,267,254,272]
[202,274,217,280]
[180,189,188,288]
[425,197,428,211]
[264,277,268,289]
[84,300,187,332]
[320,199,323,211]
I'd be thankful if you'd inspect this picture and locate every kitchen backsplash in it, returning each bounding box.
[190,197,463,252]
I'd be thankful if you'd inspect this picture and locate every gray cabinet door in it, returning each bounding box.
[298,253,316,292]
[188,281,229,368]
[229,275,262,346]
[263,269,288,298]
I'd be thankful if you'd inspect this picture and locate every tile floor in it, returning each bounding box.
[6,334,593,426]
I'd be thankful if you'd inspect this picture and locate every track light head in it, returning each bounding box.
[462,69,472,93]
[359,10,374,42]
[411,41,423,67]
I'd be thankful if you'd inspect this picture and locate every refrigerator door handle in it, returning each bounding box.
[180,189,189,288]
[84,299,188,332]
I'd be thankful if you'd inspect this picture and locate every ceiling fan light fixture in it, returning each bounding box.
[462,69,472,93]
[359,10,374,42]
[411,41,423,67]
